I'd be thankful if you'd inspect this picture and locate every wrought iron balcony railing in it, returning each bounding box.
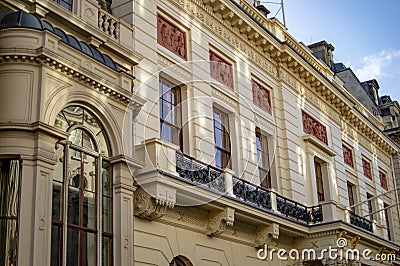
[176,151,225,193]
[175,151,323,225]
[349,211,373,232]
[276,194,323,224]
[232,176,272,210]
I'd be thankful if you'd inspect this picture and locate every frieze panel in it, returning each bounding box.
[302,111,328,145]
[171,0,278,78]
[252,79,271,114]
[342,144,354,168]
[362,158,372,179]
[279,69,298,89]
[210,50,234,90]
[157,14,187,60]
[211,87,238,109]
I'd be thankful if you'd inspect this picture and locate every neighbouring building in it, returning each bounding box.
[0,0,399,266]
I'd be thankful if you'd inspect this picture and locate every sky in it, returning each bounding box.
[263,0,400,102]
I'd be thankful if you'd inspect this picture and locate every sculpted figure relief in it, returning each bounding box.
[302,111,328,145]
[157,14,187,59]
[210,51,234,90]
[252,79,271,114]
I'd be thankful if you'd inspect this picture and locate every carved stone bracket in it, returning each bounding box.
[254,223,279,248]
[206,207,235,237]
[134,187,175,221]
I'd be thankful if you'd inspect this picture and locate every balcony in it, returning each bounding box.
[349,211,373,233]
[175,151,323,225]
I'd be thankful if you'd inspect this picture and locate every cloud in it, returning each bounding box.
[354,50,400,81]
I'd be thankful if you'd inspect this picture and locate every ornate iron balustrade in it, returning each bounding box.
[176,151,225,192]
[276,194,323,224]
[232,176,272,210]
[349,211,373,232]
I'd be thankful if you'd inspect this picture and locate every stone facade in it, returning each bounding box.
[0,0,399,266]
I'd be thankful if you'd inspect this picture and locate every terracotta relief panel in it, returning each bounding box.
[362,158,372,179]
[379,171,388,190]
[157,14,187,60]
[302,111,328,145]
[209,50,233,90]
[342,144,354,168]
[252,79,271,114]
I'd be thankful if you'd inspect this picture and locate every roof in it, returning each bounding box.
[0,10,119,71]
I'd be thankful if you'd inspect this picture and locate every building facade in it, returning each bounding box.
[0,0,399,266]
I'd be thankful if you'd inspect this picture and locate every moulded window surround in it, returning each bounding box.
[159,78,183,150]
[51,106,113,266]
[0,159,21,266]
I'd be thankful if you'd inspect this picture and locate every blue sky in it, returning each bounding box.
[264,0,400,102]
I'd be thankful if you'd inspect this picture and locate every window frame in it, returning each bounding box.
[51,106,113,266]
[314,160,325,202]
[0,158,22,266]
[52,0,73,11]
[255,128,271,189]
[347,182,356,213]
[213,107,231,169]
[159,77,183,150]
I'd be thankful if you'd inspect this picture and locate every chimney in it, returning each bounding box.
[253,1,270,18]
[308,41,335,68]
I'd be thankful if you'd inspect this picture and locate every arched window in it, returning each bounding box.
[169,256,192,266]
[51,106,112,266]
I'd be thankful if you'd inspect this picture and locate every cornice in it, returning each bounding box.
[0,49,145,110]
[172,0,399,155]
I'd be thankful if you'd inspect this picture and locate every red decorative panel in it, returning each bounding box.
[302,111,328,145]
[362,158,372,179]
[379,171,388,190]
[252,79,271,114]
[342,144,354,168]
[157,14,187,60]
[209,50,234,90]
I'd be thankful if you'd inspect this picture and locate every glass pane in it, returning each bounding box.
[0,159,20,217]
[84,155,96,193]
[52,182,63,221]
[70,128,83,147]
[161,123,172,143]
[102,162,112,197]
[214,128,223,147]
[97,131,110,157]
[54,146,64,183]
[102,197,112,233]
[83,191,96,229]
[82,131,96,151]
[215,149,222,168]
[0,219,18,266]
[51,225,62,266]
[67,186,80,226]
[67,228,79,266]
[82,231,96,266]
[102,236,112,266]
